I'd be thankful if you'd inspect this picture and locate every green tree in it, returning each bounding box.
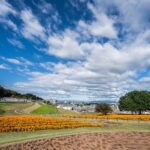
[0,85,43,101]
[119,91,150,114]
[0,86,5,98]
[95,103,112,115]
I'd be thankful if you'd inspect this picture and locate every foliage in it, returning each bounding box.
[0,116,103,132]
[0,85,43,100]
[119,91,150,114]
[95,103,112,115]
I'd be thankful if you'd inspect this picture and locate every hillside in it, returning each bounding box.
[31,103,58,114]
[0,102,77,115]
[0,86,43,100]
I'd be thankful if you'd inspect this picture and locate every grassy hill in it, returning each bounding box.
[0,102,77,115]
[31,103,58,114]
[0,102,34,115]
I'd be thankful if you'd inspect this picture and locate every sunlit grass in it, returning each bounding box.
[31,103,58,114]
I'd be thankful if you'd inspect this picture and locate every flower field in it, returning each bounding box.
[64,114,150,121]
[0,116,103,133]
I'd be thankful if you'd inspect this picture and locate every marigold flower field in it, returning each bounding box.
[64,114,150,121]
[0,114,149,133]
[0,116,103,132]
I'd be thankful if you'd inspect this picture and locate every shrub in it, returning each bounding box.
[95,103,112,115]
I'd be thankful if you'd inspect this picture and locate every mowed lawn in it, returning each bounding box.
[31,102,77,115]
[31,103,58,114]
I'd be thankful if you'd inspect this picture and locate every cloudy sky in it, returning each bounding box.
[1,0,150,101]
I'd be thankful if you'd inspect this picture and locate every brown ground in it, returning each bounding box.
[0,132,150,150]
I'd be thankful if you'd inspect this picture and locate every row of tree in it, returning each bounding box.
[0,85,43,101]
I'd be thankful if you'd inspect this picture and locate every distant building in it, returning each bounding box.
[72,104,96,112]
[0,97,31,102]
[57,104,73,110]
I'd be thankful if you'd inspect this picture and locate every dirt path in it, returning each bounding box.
[22,102,40,114]
[14,102,40,115]
[0,132,150,150]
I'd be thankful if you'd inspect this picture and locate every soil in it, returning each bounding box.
[0,132,150,150]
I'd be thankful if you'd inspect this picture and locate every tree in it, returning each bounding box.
[119,91,150,114]
[0,85,43,101]
[95,103,112,115]
[0,86,5,98]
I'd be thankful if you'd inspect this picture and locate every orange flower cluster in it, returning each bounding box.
[0,116,103,132]
[64,114,150,121]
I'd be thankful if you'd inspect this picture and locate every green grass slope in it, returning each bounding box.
[0,102,78,115]
[31,102,78,115]
[31,103,58,114]
[0,102,34,115]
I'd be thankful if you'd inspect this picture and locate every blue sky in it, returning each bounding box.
[1,0,150,101]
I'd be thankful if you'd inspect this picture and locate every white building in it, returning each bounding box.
[0,97,31,102]
[57,105,73,110]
